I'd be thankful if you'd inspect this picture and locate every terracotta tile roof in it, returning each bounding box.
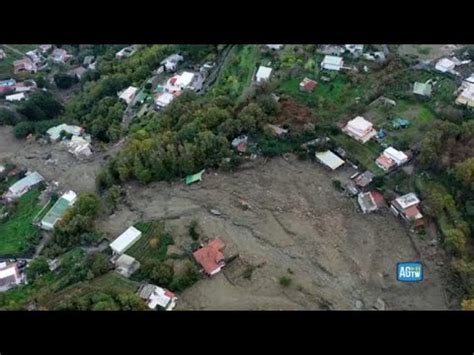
[164,289,176,298]
[376,154,396,170]
[193,238,226,275]
[404,205,422,219]
[300,78,317,91]
[370,191,385,207]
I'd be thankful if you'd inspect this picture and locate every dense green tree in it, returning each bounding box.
[0,108,19,125]
[71,193,101,218]
[86,253,111,278]
[54,73,78,89]
[26,257,50,282]
[455,158,474,192]
[13,121,35,138]
[17,91,63,122]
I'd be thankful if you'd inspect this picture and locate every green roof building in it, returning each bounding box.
[40,191,77,230]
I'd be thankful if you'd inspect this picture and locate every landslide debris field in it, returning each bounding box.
[0,126,453,310]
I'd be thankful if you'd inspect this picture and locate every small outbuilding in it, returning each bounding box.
[255,66,272,83]
[315,150,345,170]
[321,55,344,71]
[110,226,143,255]
[114,254,140,278]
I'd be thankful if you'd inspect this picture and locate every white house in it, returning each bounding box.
[138,284,177,311]
[255,66,272,82]
[315,150,345,170]
[51,48,70,63]
[0,262,22,292]
[391,192,425,228]
[161,54,183,72]
[455,83,474,108]
[47,124,84,142]
[175,72,194,88]
[110,226,143,255]
[114,254,141,278]
[321,55,344,71]
[118,86,138,105]
[155,92,175,109]
[6,93,26,102]
[376,146,408,171]
[357,192,378,213]
[67,136,93,160]
[345,44,364,55]
[435,58,456,73]
[116,46,138,59]
[343,116,377,143]
[383,146,408,166]
[265,44,284,50]
[4,171,44,200]
[166,71,196,93]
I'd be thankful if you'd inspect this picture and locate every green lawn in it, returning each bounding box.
[212,45,259,99]
[278,71,371,121]
[330,133,384,175]
[126,221,173,262]
[0,47,22,77]
[366,99,437,148]
[0,188,43,257]
[0,44,40,78]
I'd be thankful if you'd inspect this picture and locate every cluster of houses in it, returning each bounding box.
[0,166,81,292]
[431,55,473,109]
[46,123,93,160]
[115,45,140,59]
[455,74,474,109]
[0,78,38,102]
[303,110,426,231]
[12,45,74,75]
[107,226,178,311]
[106,219,228,310]
[1,168,78,231]
[317,44,387,74]
[116,52,210,112]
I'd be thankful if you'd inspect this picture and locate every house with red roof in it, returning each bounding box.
[193,238,226,276]
[375,147,409,172]
[357,191,385,213]
[391,193,425,229]
[13,58,37,74]
[299,77,317,92]
[138,283,177,311]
